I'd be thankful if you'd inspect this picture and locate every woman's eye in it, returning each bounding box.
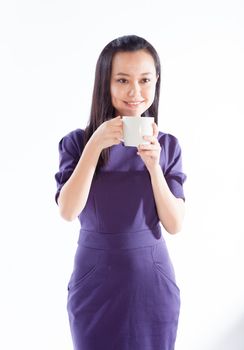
[141,78,150,83]
[117,79,128,84]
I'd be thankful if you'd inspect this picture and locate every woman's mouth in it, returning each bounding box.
[124,101,144,107]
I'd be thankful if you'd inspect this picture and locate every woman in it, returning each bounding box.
[55,35,186,350]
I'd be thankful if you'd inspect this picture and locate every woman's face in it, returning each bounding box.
[110,50,158,117]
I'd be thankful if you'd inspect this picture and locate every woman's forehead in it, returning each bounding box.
[111,50,156,75]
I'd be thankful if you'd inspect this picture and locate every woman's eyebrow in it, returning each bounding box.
[115,73,130,76]
[115,72,153,76]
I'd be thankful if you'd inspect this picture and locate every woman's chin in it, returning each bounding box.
[120,109,145,117]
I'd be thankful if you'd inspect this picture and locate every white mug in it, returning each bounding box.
[122,116,154,147]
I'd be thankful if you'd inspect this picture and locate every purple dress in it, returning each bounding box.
[55,129,186,350]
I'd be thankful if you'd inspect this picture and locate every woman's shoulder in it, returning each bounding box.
[58,128,85,155]
[158,131,179,146]
[62,128,84,142]
[158,131,183,162]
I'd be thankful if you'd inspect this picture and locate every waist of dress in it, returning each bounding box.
[77,225,162,250]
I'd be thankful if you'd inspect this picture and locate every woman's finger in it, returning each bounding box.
[138,150,158,157]
[152,122,159,137]
[138,143,157,151]
[143,135,158,144]
[110,116,123,126]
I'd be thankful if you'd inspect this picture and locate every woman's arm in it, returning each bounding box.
[57,138,101,221]
[58,116,123,221]
[137,123,185,234]
[148,165,185,234]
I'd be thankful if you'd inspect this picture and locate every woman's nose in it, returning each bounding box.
[128,82,141,97]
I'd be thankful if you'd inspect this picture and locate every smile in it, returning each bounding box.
[124,101,144,106]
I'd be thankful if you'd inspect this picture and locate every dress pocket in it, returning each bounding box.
[151,242,180,293]
[67,246,103,291]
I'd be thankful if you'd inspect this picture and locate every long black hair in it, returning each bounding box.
[84,35,161,169]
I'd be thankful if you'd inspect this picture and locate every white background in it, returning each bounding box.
[0,0,244,349]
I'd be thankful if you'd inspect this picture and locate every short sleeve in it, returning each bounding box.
[159,133,187,201]
[54,129,84,204]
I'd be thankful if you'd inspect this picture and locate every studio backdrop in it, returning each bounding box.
[0,0,243,349]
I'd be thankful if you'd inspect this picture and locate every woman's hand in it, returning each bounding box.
[90,116,123,151]
[137,122,161,172]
